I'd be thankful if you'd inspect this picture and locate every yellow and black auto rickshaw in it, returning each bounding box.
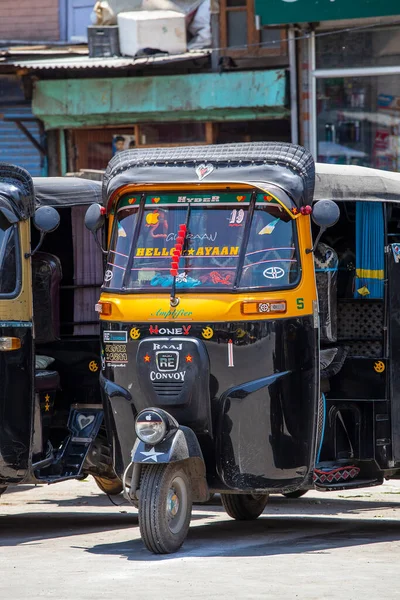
[0,164,121,496]
[86,142,400,553]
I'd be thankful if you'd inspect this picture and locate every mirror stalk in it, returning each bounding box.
[91,231,108,255]
[25,231,45,258]
[306,226,327,254]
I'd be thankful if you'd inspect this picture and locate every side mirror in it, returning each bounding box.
[85,203,107,254]
[33,206,60,233]
[306,200,340,254]
[26,206,61,258]
[312,199,340,229]
[85,203,105,233]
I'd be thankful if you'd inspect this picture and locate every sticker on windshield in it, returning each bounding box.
[118,222,127,237]
[229,209,245,227]
[146,211,160,226]
[259,218,280,235]
[263,266,285,279]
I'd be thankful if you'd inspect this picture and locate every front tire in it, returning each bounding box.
[221,493,269,520]
[139,464,192,554]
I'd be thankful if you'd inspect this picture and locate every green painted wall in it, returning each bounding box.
[32,69,288,129]
[255,0,399,25]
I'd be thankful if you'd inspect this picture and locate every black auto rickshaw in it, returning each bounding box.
[85,142,400,553]
[0,164,120,496]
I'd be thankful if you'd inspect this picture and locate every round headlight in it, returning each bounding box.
[135,410,167,445]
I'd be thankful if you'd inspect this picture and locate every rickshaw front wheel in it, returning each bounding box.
[139,463,192,554]
[221,493,269,520]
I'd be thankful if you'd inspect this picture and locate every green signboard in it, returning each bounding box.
[255,0,399,26]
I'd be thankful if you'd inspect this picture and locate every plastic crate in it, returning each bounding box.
[88,26,120,58]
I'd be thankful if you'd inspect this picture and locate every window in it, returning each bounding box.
[0,225,18,296]
[219,0,287,58]
[105,191,300,292]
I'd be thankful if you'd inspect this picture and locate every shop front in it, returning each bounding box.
[309,24,400,170]
[24,66,290,173]
[255,0,400,171]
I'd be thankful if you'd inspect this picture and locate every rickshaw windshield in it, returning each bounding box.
[105,191,300,291]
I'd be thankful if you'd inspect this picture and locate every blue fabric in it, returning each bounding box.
[354,202,384,299]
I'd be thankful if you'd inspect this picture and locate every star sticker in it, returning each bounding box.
[186,354,193,363]
[291,207,299,215]
[140,447,164,462]
[144,354,151,362]
[187,248,195,255]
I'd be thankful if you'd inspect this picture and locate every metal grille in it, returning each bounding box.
[337,301,383,340]
[152,381,184,398]
[345,340,383,358]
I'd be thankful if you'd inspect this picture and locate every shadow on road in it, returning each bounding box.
[85,513,400,561]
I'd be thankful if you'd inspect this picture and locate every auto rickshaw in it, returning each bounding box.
[86,142,400,553]
[0,164,120,496]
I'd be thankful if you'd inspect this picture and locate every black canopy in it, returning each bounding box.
[103,143,315,211]
[33,177,102,208]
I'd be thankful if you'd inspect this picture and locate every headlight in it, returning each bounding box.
[135,409,167,445]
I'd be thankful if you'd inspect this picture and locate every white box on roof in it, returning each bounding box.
[117,10,187,57]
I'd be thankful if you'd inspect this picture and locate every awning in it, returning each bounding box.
[255,0,399,26]
[13,50,210,72]
[31,69,289,129]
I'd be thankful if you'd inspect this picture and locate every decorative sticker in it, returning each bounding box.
[134,246,239,257]
[195,163,214,180]
[258,218,280,235]
[201,326,214,339]
[103,330,128,343]
[149,325,192,336]
[374,360,385,373]
[229,209,245,227]
[263,266,285,279]
[130,327,141,340]
[89,360,99,372]
[150,308,193,320]
[227,339,234,368]
[104,344,128,367]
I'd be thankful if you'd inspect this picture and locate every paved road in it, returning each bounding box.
[1,479,400,599]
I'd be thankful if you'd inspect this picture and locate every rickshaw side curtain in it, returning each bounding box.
[71,206,103,335]
[354,202,384,299]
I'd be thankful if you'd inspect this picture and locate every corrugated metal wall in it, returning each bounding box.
[0,76,45,177]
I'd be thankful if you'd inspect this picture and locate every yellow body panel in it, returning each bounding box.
[0,221,32,321]
[100,213,317,323]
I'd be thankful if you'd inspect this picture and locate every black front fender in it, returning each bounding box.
[132,426,204,464]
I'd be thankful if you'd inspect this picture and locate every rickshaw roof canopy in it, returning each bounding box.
[33,177,102,208]
[314,163,400,204]
[103,142,315,211]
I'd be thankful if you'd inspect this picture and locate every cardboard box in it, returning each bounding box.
[117,10,186,56]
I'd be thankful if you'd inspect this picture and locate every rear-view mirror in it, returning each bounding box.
[312,199,340,229]
[85,203,105,233]
[33,206,60,233]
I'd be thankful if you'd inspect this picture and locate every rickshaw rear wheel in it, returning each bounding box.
[93,475,123,496]
[139,463,192,554]
[221,493,269,520]
[282,490,308,499]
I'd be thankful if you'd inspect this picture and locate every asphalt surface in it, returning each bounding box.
[1,479,400,599]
